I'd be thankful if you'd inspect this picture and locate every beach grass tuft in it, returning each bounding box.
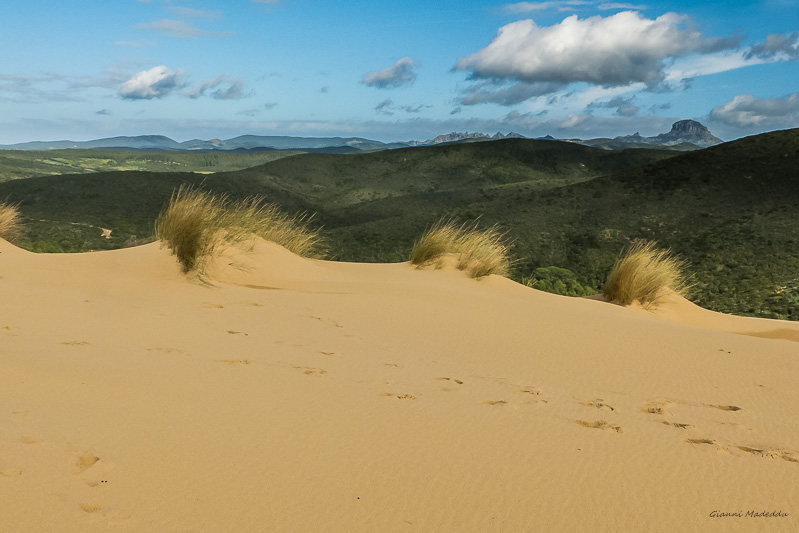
[603,240,692,307]
[155,185,322,273]
[410,218,510,279]
[0,202,23,243]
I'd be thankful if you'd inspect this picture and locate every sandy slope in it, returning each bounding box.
[1,238,798,532]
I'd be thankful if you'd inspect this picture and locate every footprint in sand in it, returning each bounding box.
[684,438,730,454]
[640,399,675,416]
[481,400,507,406]
[2,325,20,336]
[79,503,105,513]
[434,377,464,385]
[737,446,799,463]
[294,366,327,376]
[71,452,113,486]
[379,392,417,400]
[1,469,22,477]
[20,436,41,444]
[709,404,743,412]
[226,330,249,336]
[686,438,716,445]
[575,420,623,433]
[660,421,692,429]
[217,359,251,366]
[60,341,90,346]
[580,398,615,411]
[73,452,101,475]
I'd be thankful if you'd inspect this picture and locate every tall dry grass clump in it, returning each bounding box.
[603,240,692,308]
[410,218,510,279]
[155,185,322,273]
[0,202,23,243]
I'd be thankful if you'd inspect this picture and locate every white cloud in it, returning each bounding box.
[587,95,639,116]
[456,12,741,89]
[136,19,235,39]
[665,49,767,84]
[709,93,799,128]
[503,1,591,13]
[503,1,646,13]
[598,3,647,10]
[362,57,419,89]
[186,74,249,100]
[375,99,394,115]
[118,65,188,100]
[460,80,565,106]
[745,32,799,60]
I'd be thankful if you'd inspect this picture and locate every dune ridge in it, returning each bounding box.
[2,238,797,531]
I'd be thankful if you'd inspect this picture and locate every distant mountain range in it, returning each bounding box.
[573,120,723,150]
[0,120,723,153]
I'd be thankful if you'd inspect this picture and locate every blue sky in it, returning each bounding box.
[1,0,798,143]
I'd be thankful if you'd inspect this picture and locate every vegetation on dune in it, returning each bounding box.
[603,241,693,308]
[154,185,322,273]
[0,201,23,243]
[1,131,798,319]
[410,218,510,279]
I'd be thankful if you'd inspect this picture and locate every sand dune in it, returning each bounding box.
[2,238,797,531]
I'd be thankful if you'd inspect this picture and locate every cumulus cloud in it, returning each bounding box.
[456,12,742,90]
[362,57,419,89]
[118,65,188,100]
[709,93,799,128]
[136,19,235,39]
[745,32,799,60]
[186,74,249,100]
[460,80,565,106]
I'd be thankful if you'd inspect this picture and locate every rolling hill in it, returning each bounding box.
[1,130,796,319]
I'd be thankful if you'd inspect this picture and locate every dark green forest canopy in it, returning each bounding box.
[1,130,797,320]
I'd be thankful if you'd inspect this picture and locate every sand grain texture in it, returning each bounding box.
[1,238,798,531]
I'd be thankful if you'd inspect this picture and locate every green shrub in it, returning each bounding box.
[524,266,596,297]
